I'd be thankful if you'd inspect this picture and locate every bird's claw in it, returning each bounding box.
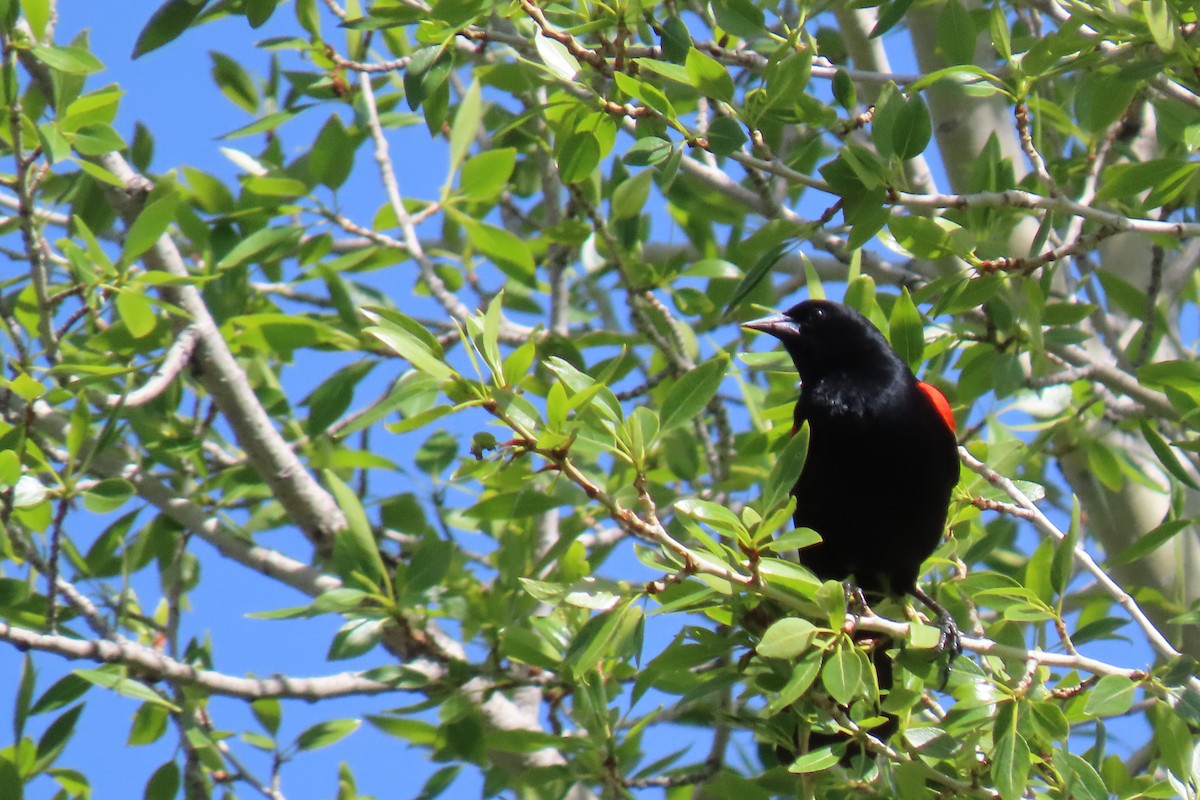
[933,613,961,691]
[911,585,960,691]
[844,583,871,616]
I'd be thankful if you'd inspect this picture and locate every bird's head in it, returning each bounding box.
[742,299,901,383]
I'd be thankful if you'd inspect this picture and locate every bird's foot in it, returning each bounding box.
[911,585,960,691]
[843,583,871,616]
[932,613,960,690]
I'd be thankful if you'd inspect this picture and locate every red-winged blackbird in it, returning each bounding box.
[744,298,960,754]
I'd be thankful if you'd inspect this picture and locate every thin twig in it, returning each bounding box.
[102,326,200,409]
[356,70,532,343]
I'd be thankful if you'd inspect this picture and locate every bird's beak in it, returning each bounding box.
[742,313,800,340]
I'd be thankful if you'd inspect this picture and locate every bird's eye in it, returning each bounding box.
[810,306,826,321]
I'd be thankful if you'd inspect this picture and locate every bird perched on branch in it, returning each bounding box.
[744,298,960,754]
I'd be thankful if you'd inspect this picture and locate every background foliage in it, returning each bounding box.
[1,0,1200,797]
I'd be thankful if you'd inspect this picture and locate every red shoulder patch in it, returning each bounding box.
[917,381,956,433]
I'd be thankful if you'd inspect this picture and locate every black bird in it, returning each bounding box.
[744,298,961,753]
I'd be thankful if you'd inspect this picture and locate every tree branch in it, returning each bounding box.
[94,152,348,550]
[0,619,430,700]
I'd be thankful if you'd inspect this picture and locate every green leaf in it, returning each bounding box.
[831,68,856,110]
[70,123,127,155]
[73,669,180,711]
[447,78,482,183]
[705,116,746,156]
[724,244,790,313]
[459,148,516,201]
[767,652,823,714]
[991,728,1031,800]
[115,287,156,338]
[293,718,360,752]
[1140,419,1200,489]
[762,423,808,513]
[766,527,820,553]
[1075,73,1138,134]
[685,48,733,102]
[660,356,728,432]
[611,169,653,220]
[245,0,277,27]
[304,360,374,437]
[215,226,302,269]
[937,0,976,65]
[870,0,916,38]
[61,87,124,132]
[210,51,258,113]
[821,642,862,706]
[362,309,455,383]
[32,45,104,74]
[623,136,673,167]
[15,654,34,739]
[127,702,169,746]
[1044,502,1075,607]
[888,214,972,260]
[220,107,312,141]
[758,558,821,597]
[565,600,643,678]
[251,698,281,736]
[0,757,18,800]
[21,0,50,39]
[501,627,562,671]
[556,129,600,183]
[674,498,746,539]
[1082,674,1137,717]
[757,617,817,659]
[74,156,126,187]
[122,195,178,261]
[1110,518,1191,566]
[0,450,17,485]
[711,0,764,38]
[367,714,437,744]
[633,57,691,86]
[408,534,453,597]
[534,33,579,80]
[908,622,943,649]
[30,673,91,716]
[887,287,924,369]
[35,704,83,771]
[326,470,386,587]
[1097,158,1197,203]
[82,478,134,513]
[1153,702,1192,776]
[295,0,320,36]
[144,761,180,800]
[1139,359,1200,390]
[892,92,932,160]
[133,0,206,56]
[327,617,386,660]
[455,212,536,285]
[612,71,675,117]
[1059,753,1109,800]
[787,745,841,773]
[309,114,355,190]
[243,175,309,197]
[989,3,1011,59]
